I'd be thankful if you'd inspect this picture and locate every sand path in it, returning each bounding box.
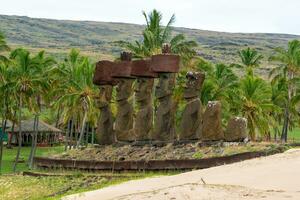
[64,148,300,200]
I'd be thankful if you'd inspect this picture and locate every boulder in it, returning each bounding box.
[225,117,248,142]
[202,101,224,141]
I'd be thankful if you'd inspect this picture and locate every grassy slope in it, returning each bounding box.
[1,146,64,174]
[1,14,300,68]
[288,127,300,142]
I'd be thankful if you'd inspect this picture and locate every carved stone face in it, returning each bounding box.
[183,72,205,99]
[155,73,175,99]
[116,78,134,101]
[97,85,113,108]
[135,78,154,102]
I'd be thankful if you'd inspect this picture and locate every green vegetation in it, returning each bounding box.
[122,9,197,65]
[283,127,300,142]
[1,146,64,174]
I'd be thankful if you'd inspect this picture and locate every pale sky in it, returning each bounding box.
[1,0,300,35]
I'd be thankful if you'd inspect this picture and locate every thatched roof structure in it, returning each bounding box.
[11,119,63,133]
[0,120,13,128]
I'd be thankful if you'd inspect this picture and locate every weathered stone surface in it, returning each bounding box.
[152,73,176,141]
[202,101,224,141]
[96,85,114,145]
[93,60,116,85]
[150,43,180,73]
[179,72,205,140]
[225,117,248,142]
[151,54,180,73]
[112,52,133,78]
[131,59,158,78]
[115,78,135,141]
[134,78,154,141]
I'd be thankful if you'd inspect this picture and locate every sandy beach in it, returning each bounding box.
[64,148,300,200]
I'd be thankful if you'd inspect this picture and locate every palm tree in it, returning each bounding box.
[236,47,263,76]
[122,9,197,65]
[27,51,56,168]
[269,40,300,142]
[238,75,275,140]
[9,48,43,172]
[200,63,239,120]
[0,61,11,173]
[53,49,99,148]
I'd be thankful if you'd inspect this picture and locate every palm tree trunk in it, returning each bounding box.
[91,127,94,145]
[69,119,74,150]
[13,95,22,172]
[76,111,88,148]
[28,115,37,166]
[0,119,7,174]
[29,116,39,169]
[55,106,61,128]
[28,115,39,169]
[64,120,71,151]
[85,122,89,144]
[281,71,293,143]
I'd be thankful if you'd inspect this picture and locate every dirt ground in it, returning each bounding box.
[64,148,300,200]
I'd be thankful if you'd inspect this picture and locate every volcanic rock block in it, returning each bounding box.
[96,85,114,145]
[225,117,248,142]
[131,59,158,78]
[202,101,224,141]
[112,61,132,78]
[179,72,205,140]
[93,60,116,85]
[151,54,180,73]
[112,52,133,78]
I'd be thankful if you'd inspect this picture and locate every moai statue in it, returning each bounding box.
[179,72,205,141]
[202,101,224,141]
[135,78,155,140]
[150,44,180,142]
[152,73,176,141]
[131,60,157,141]
[96,85,115,145]
[225,117,248,142]
[93,60,116,145]
[113,52,135,142]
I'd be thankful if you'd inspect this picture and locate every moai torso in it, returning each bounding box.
[115,78,134,141]
[225,117,248,142]
[134,78,154,141]
[202,101,224,141]
[152,73,176,142]
[96,85,114,145]
[179,72,205,140]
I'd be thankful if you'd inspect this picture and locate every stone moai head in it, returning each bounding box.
[135,78,154,102]
[97,85,113,108]
[155,73,176,99]
[116,79,134,101]
[183,72,205,99]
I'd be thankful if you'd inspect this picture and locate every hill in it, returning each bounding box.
[1,14,300,69]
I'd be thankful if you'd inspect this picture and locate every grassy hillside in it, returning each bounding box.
[1,14,300,68]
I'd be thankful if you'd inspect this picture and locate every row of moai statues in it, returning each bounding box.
[93,45,248,145]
